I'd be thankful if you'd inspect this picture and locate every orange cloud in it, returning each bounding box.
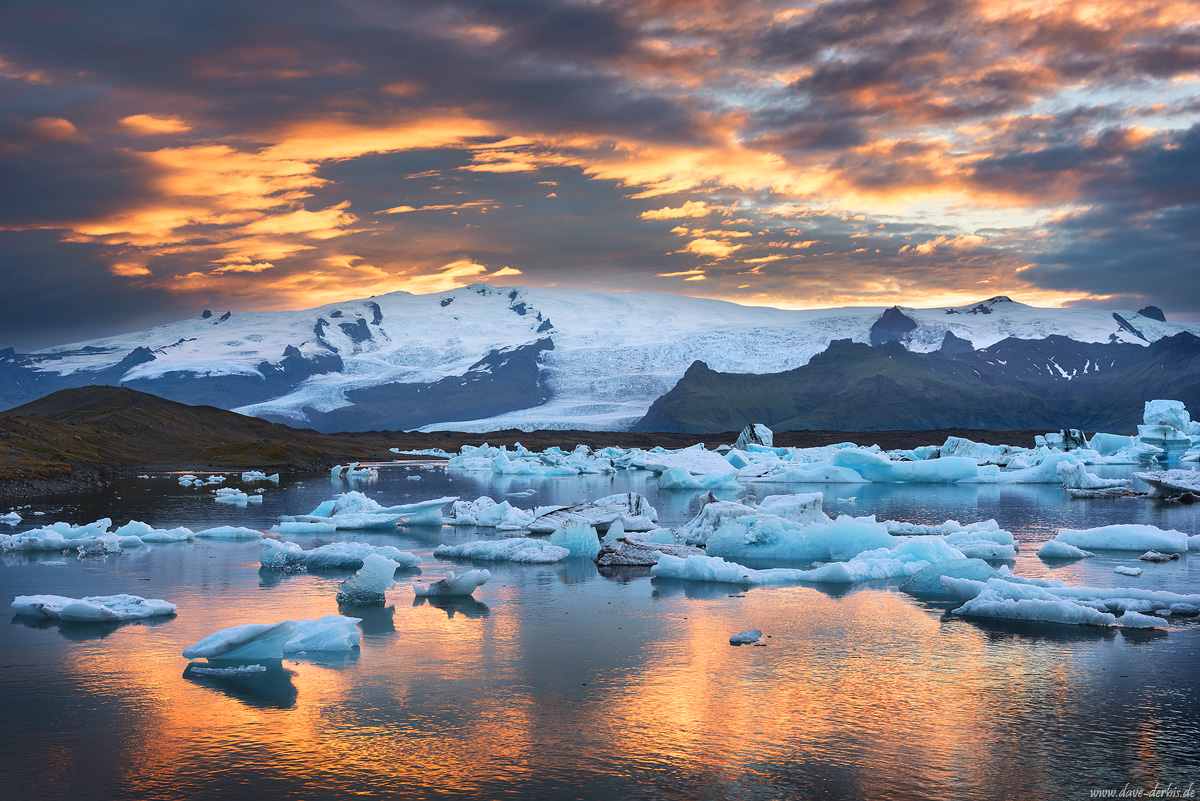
[121,114,191,135]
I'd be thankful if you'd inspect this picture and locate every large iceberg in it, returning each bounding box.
[13,593,177,622]
[183,615,362,659]
[445,497,535,530]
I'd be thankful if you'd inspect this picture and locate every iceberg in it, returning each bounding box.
[446,497,535,530]
[734,424,773,451]
[1057,462,1130,491]
[113,521,194,543]
[259,539,421,571]
[12,593,177,622]
[1133,469,1200,498]
[434,538,569,564]
[527,493,657,534]
[413,569,490,597]
[336,554,401,605]
[1120,611,1165,628]
[1113,566,1143,577]
[285,492,454,529]
[1037,540,1095,560]
[899,559,1003,600]
[729,629,763,645]
[195,526,265,540]
[949,578,1119,627]
[1051,524,1189,553]
[241,471,280,483]
[0,511,20,525]
[595,537,705,567]
[183,615,362,659]
[658,465,738,490]
[549,520,602,559]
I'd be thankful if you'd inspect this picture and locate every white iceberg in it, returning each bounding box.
[286,491,454,529]
[433,538,569,564]
[1037,540,1095,560]
[1,511,22,525]
[195,526,265,540]
[527,493,657,534]
[113,521,194,543]
[1113,565,1143,577]
[12,593,177,622]
[413,569,490,597]
[1051,524,1189,553]
[1133,469,1200,497]
[259,539,421,571]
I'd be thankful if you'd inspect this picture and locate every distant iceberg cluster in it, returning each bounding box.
[423,402,1198,495]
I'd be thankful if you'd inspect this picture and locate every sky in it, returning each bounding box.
[2,0,1199,350]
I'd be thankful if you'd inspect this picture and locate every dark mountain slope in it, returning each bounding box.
[635,334,1200,433]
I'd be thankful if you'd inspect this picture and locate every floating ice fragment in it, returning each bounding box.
[729,629,762,645]
[336,554,401,605]
[413,570,490,597]
[1113,566,1143,577]
[434,538,569,564]
[12,593,177,622]
[1037,540,1095,560]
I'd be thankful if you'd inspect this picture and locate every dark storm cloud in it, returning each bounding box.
[2,0,1200,350]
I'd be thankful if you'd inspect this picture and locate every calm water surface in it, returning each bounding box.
[2,464,1199,801]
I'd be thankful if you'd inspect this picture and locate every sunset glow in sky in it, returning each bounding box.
[2,0,1199,348]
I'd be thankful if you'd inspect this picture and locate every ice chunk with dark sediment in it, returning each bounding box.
[595,537,705,567]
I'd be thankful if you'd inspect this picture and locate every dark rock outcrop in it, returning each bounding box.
[868,306,918,346]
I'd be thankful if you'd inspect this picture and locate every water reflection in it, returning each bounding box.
[413,596,490,619]
[11,612,175,642]
[2,465,1199,800]
[182,662,299,709]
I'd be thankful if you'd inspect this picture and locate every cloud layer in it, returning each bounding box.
[2,0,1198,347]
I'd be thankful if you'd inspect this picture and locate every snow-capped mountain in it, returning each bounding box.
[1,286,1196,431]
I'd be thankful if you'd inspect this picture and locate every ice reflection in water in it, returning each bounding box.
[1,463,1198,799]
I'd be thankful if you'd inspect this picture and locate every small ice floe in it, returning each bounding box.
[205,475,226,485]
[186,664,267,676]
[433,538,569,564]
[336,554,401,606]
[272,521,338,535]
[114,521,194,543]
[178,474,201,487]
[413,569,490,598]
[1140,550,1180,563]
[213,488,262,506]
[1170,603,1199,616]
[195,526,264,540]
[136,475,151,479]
[182,615,362,659]
[1114,566,1143,577]
[1,511,22,525]
[1037,540,1095,561]
[12,593,177,622]
[729,629,762,646]
[658,465,739,490]
[1,520,145,553]
[260,539,421,571]
[241,471,280,483]
[505,490,536,498]
[406,475,421,481]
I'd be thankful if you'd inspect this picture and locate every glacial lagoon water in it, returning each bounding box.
[2,463,1199,800]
